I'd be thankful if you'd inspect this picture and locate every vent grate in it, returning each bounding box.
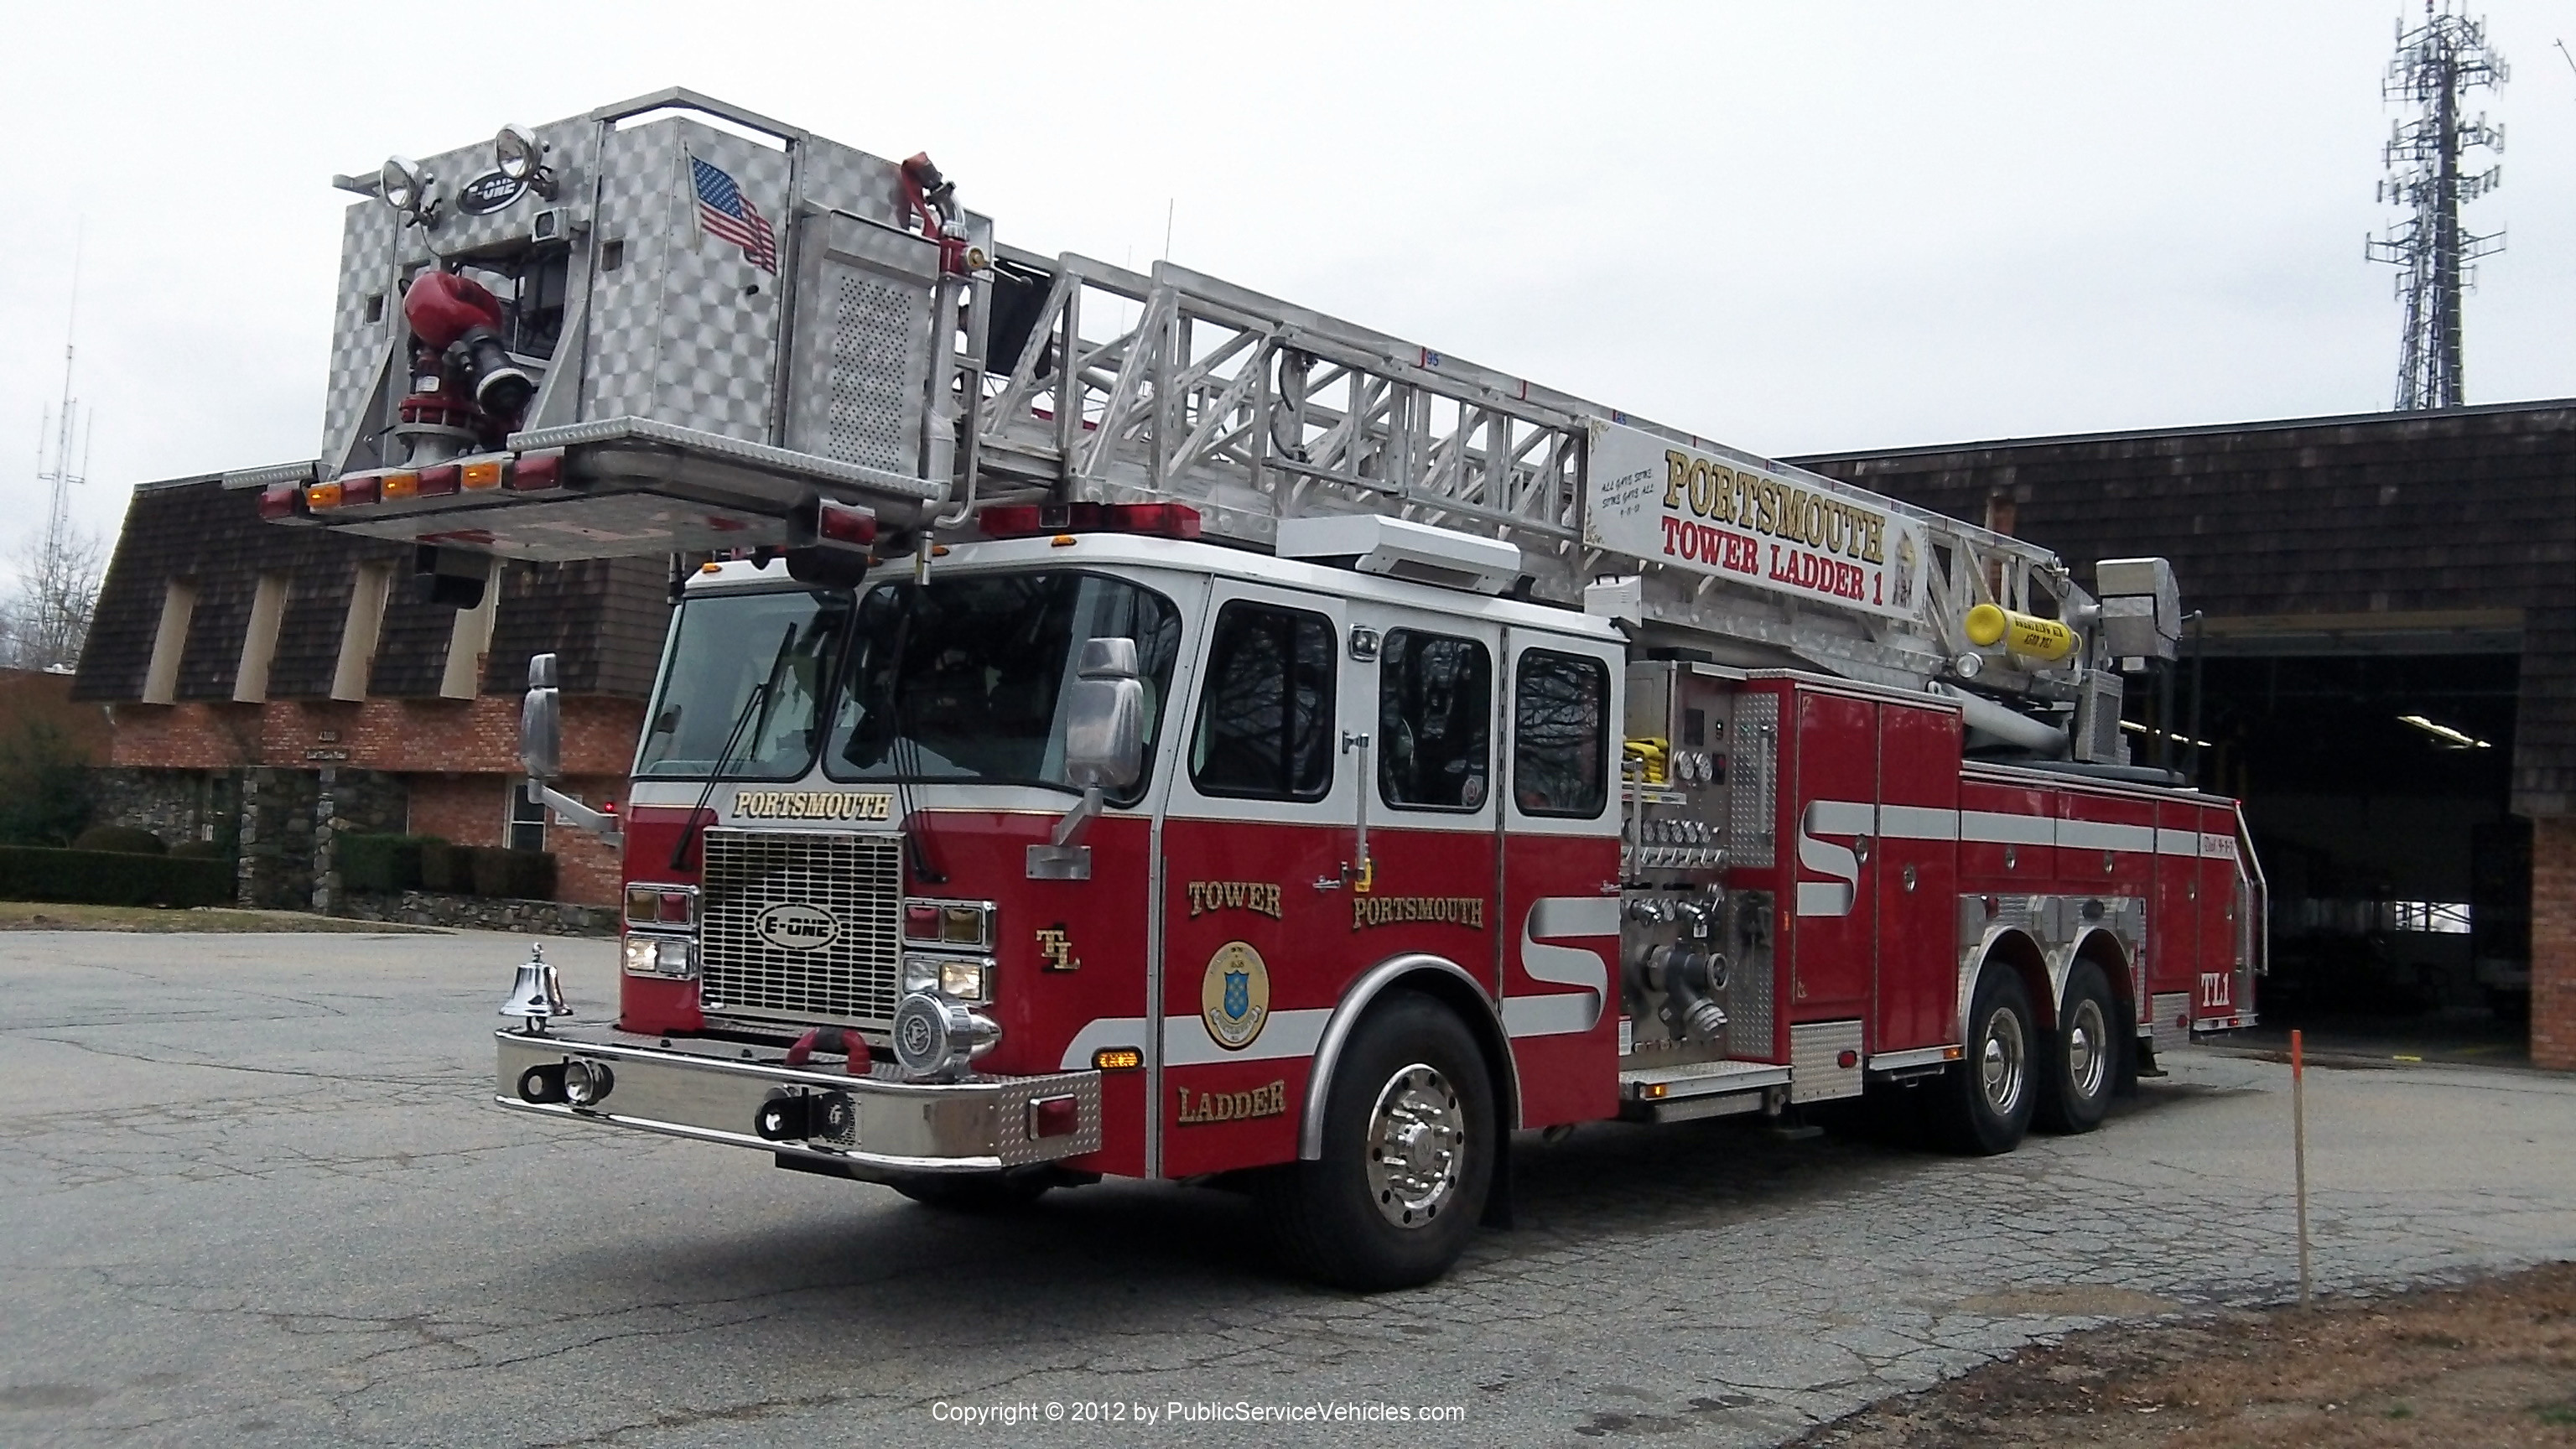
[824,274,922,471]
[699,828,903,1028]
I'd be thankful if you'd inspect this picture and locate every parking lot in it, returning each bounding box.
[7,929,2576,1447]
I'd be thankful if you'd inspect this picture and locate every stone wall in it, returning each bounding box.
[90,767,234,849]
[310,768,408,915]
[336,890,617,937]
[235,768,322,909]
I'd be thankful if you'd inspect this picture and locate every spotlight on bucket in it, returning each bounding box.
[499,943,571,1031]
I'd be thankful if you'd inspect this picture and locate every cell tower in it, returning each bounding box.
[2366,2,2506,412]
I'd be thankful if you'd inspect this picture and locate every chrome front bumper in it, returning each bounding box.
[494,1027,1103,1177]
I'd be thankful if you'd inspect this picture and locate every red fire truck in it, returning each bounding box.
[247,91,2262,1290]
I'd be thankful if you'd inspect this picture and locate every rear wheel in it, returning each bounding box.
[2036,959,2118,1135]
[1938,964,2037,1156]
[1259,991,1494,1291]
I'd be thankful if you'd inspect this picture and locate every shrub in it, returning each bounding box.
[0,718,93,847]
[0,846,232,907]
[339,834,435,893]
[418,839,462,894]
[464,844,556,901]
[72,824,166,855]
[168,840,223,860]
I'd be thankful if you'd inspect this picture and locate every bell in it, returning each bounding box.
[499,943,571,1031]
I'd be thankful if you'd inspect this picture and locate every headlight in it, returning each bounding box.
[621,934,697,979]
[901,954,992,1003]
[381,156,428,215]
[495,123,543,181]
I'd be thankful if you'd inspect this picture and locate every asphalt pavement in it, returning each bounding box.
[6,930,2576,1447]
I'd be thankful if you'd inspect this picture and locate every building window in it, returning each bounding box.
[506,786,548,852]
[142,579,198,705]
[1513,650,1608,818]
[1377,629,1491,811]
[330,561,395,702]
[1188,601,1336,801]
[233,573,288,703]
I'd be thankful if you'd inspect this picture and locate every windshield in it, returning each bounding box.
[828,572,1182,795]
[635,589,853,780]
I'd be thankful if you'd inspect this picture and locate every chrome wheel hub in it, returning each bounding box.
[1363,1062,1464,1228]
[2066,998,2108,1100]
[1980,1007,2028,1116]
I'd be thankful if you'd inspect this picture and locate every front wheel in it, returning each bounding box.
[1258,991,1494,1291]
[2036,959,2119,1135]
[1937,964,2037,1156]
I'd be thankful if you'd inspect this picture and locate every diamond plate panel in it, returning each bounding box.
[802,144,906,229]
[649,125,787,441]
[1789,1019,1866,1103]
[1727,693,1779,868]
[323,200,402,465]
[699,829,903,1028]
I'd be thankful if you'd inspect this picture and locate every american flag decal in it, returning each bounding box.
[689,155,779,273]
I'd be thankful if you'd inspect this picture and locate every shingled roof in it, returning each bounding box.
[1792,398,2576,817]
[75,475,670,704]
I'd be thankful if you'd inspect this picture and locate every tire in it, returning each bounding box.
[1257,991,1495,1292]
[2036,959,2118,1135]
[886,1171,1054,1213]
[1937,964,2038,1156]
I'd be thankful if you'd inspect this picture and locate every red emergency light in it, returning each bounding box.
[978,501,1202,541]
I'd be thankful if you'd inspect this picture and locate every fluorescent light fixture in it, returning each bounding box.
[2397,714,2491,749]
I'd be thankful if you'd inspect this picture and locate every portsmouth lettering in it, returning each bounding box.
[731,790,893,822]
[1350,896,1487,931]
[1186,880,1285,920]
[1175,1079,1288,1124]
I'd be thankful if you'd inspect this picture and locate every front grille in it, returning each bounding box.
[699,828,903,1028]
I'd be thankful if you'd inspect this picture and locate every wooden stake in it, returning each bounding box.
[2293,1027,2311,1306]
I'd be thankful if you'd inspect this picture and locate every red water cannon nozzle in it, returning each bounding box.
[402,272,535,422]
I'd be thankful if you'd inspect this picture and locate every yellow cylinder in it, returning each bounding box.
[1963,603,2076,662]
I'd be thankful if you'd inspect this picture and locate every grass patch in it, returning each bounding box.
[0,901,442,933]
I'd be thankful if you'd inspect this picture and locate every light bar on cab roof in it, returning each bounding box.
[979,501,1202,541]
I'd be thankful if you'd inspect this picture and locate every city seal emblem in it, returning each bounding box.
[1200,940,1271,1051]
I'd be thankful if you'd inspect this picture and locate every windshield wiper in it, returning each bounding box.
[670,623,799,872]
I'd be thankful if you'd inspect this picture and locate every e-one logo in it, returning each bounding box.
[754,902,839,953]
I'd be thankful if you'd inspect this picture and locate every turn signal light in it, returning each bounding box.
[1091,1047,1143,1072]
[305,481,345,510]
[460,460,505,491]
[381,471,420,501]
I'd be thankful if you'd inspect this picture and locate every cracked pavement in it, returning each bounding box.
[5,931,2575,1446]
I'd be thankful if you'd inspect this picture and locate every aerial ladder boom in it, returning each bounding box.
[236,90,2179,760]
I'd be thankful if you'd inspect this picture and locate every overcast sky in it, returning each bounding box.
[2,2,2567,564]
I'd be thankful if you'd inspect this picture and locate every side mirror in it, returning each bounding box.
[520,652,562,780]
[1062,637,1145,792]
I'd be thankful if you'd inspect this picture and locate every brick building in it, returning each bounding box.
[74,471,671,910]
[1795,398,2576,1067]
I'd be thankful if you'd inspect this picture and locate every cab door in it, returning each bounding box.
[1343,600,1503,1031]
[1160,584,1349,1177]
[1498,631,1625,1128]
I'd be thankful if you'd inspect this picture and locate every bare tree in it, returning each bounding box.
[3,524,104,673]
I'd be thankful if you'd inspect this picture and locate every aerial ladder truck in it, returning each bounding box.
[239,91,2262,1289]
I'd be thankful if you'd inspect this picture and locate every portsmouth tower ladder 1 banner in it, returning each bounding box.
[1587,423,1928,622]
